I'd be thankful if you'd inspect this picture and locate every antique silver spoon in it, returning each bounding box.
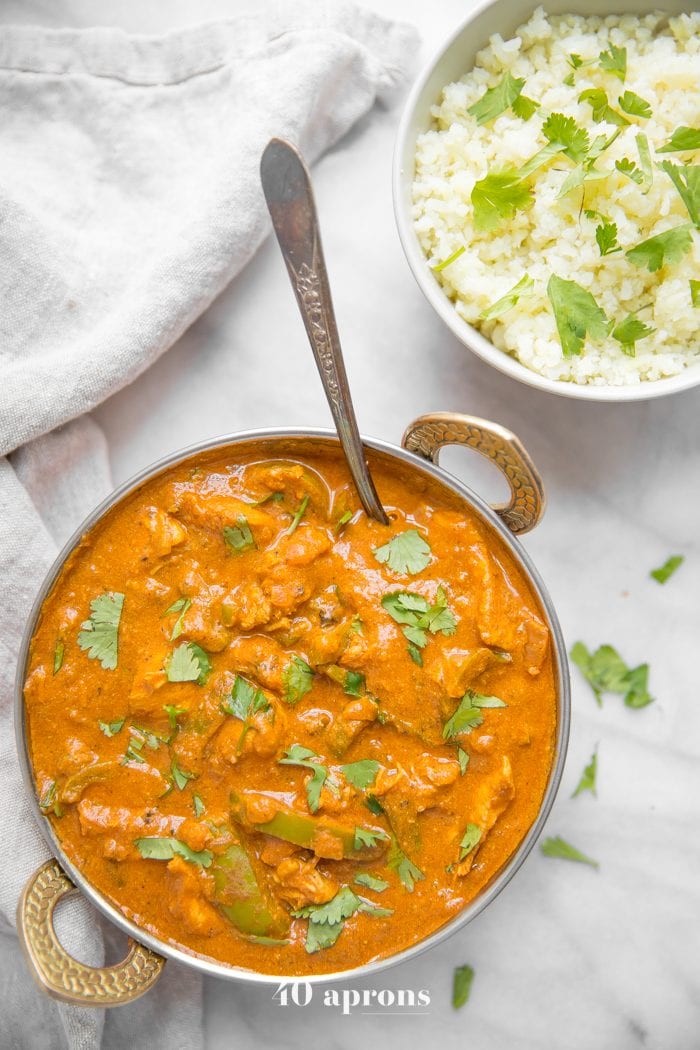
[260,137,389,525]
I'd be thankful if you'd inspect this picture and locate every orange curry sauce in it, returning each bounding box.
[24,443,557,976]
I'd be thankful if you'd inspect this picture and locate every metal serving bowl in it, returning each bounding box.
[393,0,700,402]
[15,415,570,1007]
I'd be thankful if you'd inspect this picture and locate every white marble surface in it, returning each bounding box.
[3,1,700,1047]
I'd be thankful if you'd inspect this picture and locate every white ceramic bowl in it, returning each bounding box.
[393,0,700,401]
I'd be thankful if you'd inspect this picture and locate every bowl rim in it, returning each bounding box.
[15,426,570,986]
[392,0,700,403]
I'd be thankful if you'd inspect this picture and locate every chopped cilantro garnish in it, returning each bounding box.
[471,170,533,232]
[541,835,599,868]
[381,587,456,653]
[691,280,700,307]
[617,90,651,119]
[433,246,466,272]
[598,43,626,81]
[343,670,366,697]
[658,162,700,226]
[335,510,353,532]
[163,596,191,640]
[166,642,211,685]
[512,94,539,120]
[570,641,653,708]
[342,759,380,791]
[578,88,629,126]
[542,112,591,162]
[616,157,644,184]
[373,529,432,575]
[407,643,423,666]
[135,837,212,867]
[635,133,653,193]
[595,221,621,256]
[163,704,187,732]
[612,314,655,355]
[458,823,482,861]
[547,275,611,357]
[626,224,693,273]
[222,675,269,720]
[354,826,389,850]
[658,127,700,154]
[453,965,475,1010]
[457,747,470,775]
[279,743,328,813]
[443,690,506,740]
[387,838,424,891]
[354,872,389,892]
[365,794,384,816]
[572,748,598,798]
[53,640,64,675]
[171,756,196,791]
[650,554,684,584]
[223,516,255,554]
[467,72,526,125]
[481,273,534,320]
[193,794,205,818]
[293,886,392,954]
[98,718,124,737]
[288,494,309,535]
[282,656,314,705]
[77,592,124,671]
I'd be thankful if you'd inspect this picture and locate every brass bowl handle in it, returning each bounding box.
[402,412,545,534]
[17,859,165,1006]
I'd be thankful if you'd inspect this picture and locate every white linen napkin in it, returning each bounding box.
[0,4,418,1047]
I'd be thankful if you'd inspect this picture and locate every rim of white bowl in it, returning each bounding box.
[392,0,700,403]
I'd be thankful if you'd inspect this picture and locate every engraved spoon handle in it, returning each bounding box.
[260,138,389,525]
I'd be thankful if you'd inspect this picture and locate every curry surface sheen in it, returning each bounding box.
[24,445,557,976]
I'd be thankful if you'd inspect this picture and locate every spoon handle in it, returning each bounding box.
[260,138,389,525]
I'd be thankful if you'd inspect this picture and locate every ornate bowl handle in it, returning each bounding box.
[402,412,545,534]
[17,859,165,1006]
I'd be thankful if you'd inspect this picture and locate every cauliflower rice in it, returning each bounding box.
[412,8,700,386]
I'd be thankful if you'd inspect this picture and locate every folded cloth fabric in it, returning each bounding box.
[0,4,418,1047]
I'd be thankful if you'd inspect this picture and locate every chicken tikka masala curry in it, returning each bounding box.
[24,443,557,975]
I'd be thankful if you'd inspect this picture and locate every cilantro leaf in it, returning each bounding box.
[616,157,644,184]
[343,670,366,697]
[223,515,256,554]
[691,280,700,307]
[443,690,506,740]
[279,744,327,812]
[193,794,205,817]
[635,133,653,193]
[541,835,599,868]
[166,642,211,685]
[453,965,475,1010]
[354,826,389,850]
[542,112,590,162]
[382,587,456,654]
[335,510,353,532]
[626,224,693,273]
[457,747,469,775]
[373,529,432,575]
[77,592,124,671]
[579,88,629,126]
[471,170,533,232]
[163,704,186,731]
[294,885,391,954]
[467,72,525,125]
[512,94,539,120]
[459,823,482,861]
[481,274,534,320]
[53,640,64,675]
[570,641,654,709]
[342,759,380,791]
[354,872,389,892]
[171,756,196,791]
[658,127,700,154]
[547,275,611,357]
[135,836,212,867]
[572,749,598,798]
[163,596,191,640]
[433,246,465,272]
[407,643,423,665]
[612,314,655,355]
[387,839,424,892]
[222,675,269,720]
[98,718,124,737]
[595,221,621,256]
[658,162,700,226]
[282,656,314,705]
[288,494,309,535]
[598,43,626,81]
[617,90,651,119]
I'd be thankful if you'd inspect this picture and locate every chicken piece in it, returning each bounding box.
[226,634,288,692]
[128,650,168,715]
[259,838,298,867]
[139,506,187,558]
[275,526,332,568]
[304,622,351,667]
[174,490,278,541]
[242,461,331,518]
[325,696,378,756]
[221,581,273,631]
[57,737,98,776]
[166,855,225,937]
[273,856,339,909]
[523,617,549,676]
[206,700,287,767]
[413,753,462,788]
[77,801,182,858]
[454,756,515,876]
[425,647,497,699]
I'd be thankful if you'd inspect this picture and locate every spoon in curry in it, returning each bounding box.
[260,138,389,526]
